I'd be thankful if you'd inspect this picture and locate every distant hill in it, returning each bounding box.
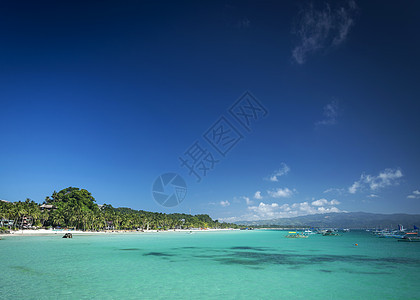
[236,212,420,229]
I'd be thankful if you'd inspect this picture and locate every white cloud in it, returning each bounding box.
[292,0,357,64]
[316,100,339,126]
[254,191,263,200]
[267,187,294,198]
[348,168,403,194]
[267,163,290,182]
[349,180,361,194]
[248,202,280,219]
[242,196,253,205]
[316,206,341,213]
[311,198,328,206]
[407,190,420,199]
[323,187,345,194]
[367,194,379,198]
[240,199,342,221]
[220,200,230,207]
[311,198,340,206]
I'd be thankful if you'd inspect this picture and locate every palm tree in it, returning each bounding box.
[51,208,65,228]
[40,210,49,227]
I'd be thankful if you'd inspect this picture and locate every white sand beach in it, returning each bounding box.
[0,228,237,237]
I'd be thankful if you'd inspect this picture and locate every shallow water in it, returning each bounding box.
[1,230,419,299]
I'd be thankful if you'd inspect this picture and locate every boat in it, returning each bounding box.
[285,232,308,238]
[397,232,420,242]
[322,230,340,236]
[373,226,408,239]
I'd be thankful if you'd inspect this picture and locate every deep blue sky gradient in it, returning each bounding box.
[1,1,420,221]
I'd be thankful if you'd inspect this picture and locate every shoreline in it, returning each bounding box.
[0,228,238,237]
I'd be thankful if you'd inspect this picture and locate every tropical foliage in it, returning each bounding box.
[0,187,239,230]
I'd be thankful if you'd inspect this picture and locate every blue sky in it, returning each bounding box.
[1,1,420,221]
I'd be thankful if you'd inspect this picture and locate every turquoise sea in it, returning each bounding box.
[1,230,420,299]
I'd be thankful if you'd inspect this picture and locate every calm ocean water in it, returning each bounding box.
[1,230,419,299]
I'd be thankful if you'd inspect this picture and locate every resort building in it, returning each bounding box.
[39,204,56,211]
[0,218,14,228]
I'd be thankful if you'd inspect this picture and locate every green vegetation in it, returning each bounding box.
[0,187,240,231]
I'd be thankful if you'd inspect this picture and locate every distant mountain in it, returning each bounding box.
[236,212,420,229]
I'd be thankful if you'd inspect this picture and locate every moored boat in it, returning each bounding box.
[398,232,420,242]
[285,232,308,238]
[322,230,339,236]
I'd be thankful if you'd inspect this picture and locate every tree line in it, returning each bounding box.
[0,187,240,231]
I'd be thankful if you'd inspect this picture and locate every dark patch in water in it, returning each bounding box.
[309,255,420,266]
[143,252,174,257]
[170,246,197,250]
[247,266,265,270]
[381,257,416,264]
[230,246,268,251]
[10,266,41,275]
[343,269,392,275]
[202,250,420,269]
[215,257,262,266]
[120,248,141,251]
[233,251,302,265]
[213,252,302,266]
[309,256,338,263]
[319,269,332,273]
[193,254,217,259]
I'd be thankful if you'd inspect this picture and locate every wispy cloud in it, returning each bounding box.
[311,198,340,206]
[234,198,341,221]
[316,100,339,126]
[367,194,379,198]
[292,0,357,64]
[242,196,253,205]
[323,187,345,194]
[267,187,294,198]
[407,190,420,199]
[220,200,230,207]
[266,163,290,182]
[349,168,403,194]
[254,191,263,200]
